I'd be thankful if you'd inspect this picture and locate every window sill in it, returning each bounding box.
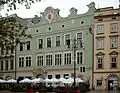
[97,48,104,50]
[96,33,104,35]
[110,47,118,49]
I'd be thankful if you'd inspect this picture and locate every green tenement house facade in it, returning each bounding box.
[0,2,95,88]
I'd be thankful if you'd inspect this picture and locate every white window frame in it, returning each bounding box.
[55,35,61,47]
[110,55,117,68]
[45,53,53,66]
[46,36,52,48]
[79,66,86,72]
[37,38,44,49]
[97,38,104,49]
[18,56,25,67]
[63,51,72,65]
[76,50,84,64]
[54,52,62,65]
[97,55,103,69]
[110,37,118,48]
[111,23,118,33]
[36,54,44,67]
[97,24,104,34]
[25,55,32,67]
[76,32,84,48]
[64,33,71,45]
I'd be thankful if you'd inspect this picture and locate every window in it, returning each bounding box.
[79,66,85,72]
[26,56,31,67]
[6,47,9,54]
[48,75,52,79]
[97,80,102,86]
[20,42,24,51]
[110,56,117,68]
[65,34,70,47]
[111,23,118,33]
[97,56,103,69]
[56,36,60,46]
[64,53,71,65]
[1,46,4,55]
[64,74,69,79]
[19,57,24,67]
[110,37,118,48]
[38,39,43,49]
[10,60,14,70]
[56,74,60,79]
[5,60,8,70]
[11,46,14,54]
[97,38,104,49]
[47,37,51,48]
[55,54,62,65]
[46,55,52,66]
[26,41,30,50]
[77,52,83,64]
[97,24,104,34]
[37,55,43,66]
[77,33,83,47]
[0,61,3,70]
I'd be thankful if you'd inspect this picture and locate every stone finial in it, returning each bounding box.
[54,8,60,16]
[70,7,78,14]
[87,2,95,8]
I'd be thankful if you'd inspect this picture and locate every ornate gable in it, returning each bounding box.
[109,51,119,55]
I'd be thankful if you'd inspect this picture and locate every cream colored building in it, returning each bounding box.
[94,7,120,90]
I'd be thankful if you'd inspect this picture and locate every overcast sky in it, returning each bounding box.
[0,0,119,18]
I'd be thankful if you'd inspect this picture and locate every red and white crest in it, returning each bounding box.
[45,7,54,22]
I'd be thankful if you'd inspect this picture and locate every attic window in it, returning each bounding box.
[98,19,103,21]
[36,30,38,32]
[62,25,64,28]
[48,27,51,30]
[81,21,84,24]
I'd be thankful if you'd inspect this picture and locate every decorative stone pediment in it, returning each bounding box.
[96,52,105,56]
[109,51,119,55]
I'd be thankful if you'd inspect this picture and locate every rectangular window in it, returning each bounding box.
[1,46,4,55]
[55,54,62,65]
[11,46,14,54]
[26,41,30,50]
[77,52,83,64]
[47,37,51,48]
[0,61,3,70]
[79,66,86,72]
[97,38,104,49]
[111,23,118,33]
[77,33,83,47]
[111,56,117,68]
[64,74,69,79]
[97,80,102,86]
[6,47,9,54]
[65,34,70,47]
[26,56,31,67]
[48,75,52,79]
[64,53,71,65]
[19,57,24,67]
[37,55,43,66]
[97,56,103,69]
[97,24,104,34]
[46,55,52,66]
[5,60,8,70]
[20,42,23,51]
[38,39,43,49]
[110,37,118,48]
[10,60,14,70]
[56,36,60,46]
[56,74,60,79]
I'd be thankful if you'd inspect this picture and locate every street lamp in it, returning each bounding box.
[67,38,83,87]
